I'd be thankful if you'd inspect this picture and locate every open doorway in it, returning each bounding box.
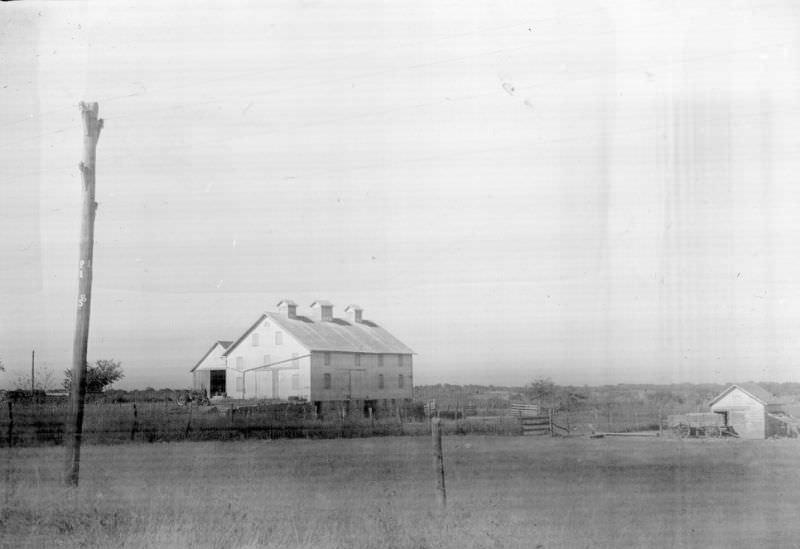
[209,370,226,397]
[363,399,377,419]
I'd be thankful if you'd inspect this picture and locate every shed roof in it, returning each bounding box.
[709,383,780,407]
[190,340,232,372]
[223,311,414,357]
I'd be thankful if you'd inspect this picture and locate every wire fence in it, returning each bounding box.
[0,400,529,447]
[1,396,696,448]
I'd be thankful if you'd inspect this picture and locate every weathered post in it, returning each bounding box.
[64,102,103,486]
[31,350,35,397]
[6,402,13,447]
[130,402,139,441]
[184,404,193,439]
[431,417,446,508]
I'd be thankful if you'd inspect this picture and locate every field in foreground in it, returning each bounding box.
[2,436,800,549]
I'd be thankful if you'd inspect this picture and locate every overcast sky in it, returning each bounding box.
[2,1,799,390]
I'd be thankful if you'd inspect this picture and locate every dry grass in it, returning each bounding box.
[0,402,523,446]
[3,436,800,548]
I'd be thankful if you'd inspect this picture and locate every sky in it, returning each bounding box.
[1,0,800,390]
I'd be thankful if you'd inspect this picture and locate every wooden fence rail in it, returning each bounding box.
[520,415,552,436]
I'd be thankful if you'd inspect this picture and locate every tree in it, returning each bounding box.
[647,390,685,433]
[63,359,124,393]
[525,378,588,412]
[525,378,558,405]
[15,367,58,392]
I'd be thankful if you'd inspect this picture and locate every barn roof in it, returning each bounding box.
[222,311,414,357]
[709,383,780,407]
[190,340,232,372]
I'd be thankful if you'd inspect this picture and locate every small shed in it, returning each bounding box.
[708,383,785,439]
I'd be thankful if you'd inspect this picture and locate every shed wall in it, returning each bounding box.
[193,343,229,396]
[710,389,766,439]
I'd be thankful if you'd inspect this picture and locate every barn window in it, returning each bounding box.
[378,374,384,390]
[275,331,283,345]
[398,374,404,389]
[236,357,244,370]
[398,354,404,367]
[355,354,361,367]
[291,374,299,390]
[324,352,331,366]
[235,376,243,392]
[251,333,259,346]
[263,355,270,366]
[323,373,331,389]
[377,354,384,367]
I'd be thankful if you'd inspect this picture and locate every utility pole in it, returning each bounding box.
[64,102,103,487]
[30,350,35,396]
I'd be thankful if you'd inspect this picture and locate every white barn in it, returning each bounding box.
[191,300,414,416]
[708,383,785,439]
[190,340,231,397]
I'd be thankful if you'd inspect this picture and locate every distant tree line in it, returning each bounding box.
[416,380,800,414]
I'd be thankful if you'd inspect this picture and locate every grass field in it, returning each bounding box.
[3,436,800,548]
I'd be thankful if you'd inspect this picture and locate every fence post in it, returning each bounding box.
[184,404,192,439]
[130,402,138,441]
[6,402,13,447]
[431,417,446,509]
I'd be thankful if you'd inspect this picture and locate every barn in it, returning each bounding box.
[191,300,414,416]
[708,383,787,439]
[190,340,232,397]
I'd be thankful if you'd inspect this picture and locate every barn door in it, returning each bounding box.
[209,370,226,396]
[255,370,272,399]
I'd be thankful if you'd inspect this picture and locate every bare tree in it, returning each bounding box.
[15,367,58,392]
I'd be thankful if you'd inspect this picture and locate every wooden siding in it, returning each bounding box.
[710,388,766,439]
[218,315,414,403]
[192,342,228,394]
[308,351,413,402]
[226,319,310,400]
[193,342,228,371]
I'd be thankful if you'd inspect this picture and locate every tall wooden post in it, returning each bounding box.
[64,102,103,486]
[431,417,446,508]
[30,350,35,396]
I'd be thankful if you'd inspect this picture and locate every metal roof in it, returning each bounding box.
[267,312,414,354]
[222,310,414,356]
[709,383,780,407]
